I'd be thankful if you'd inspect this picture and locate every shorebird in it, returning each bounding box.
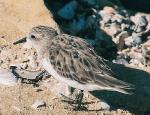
[14,26,133,108]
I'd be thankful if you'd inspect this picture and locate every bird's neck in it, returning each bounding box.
[35,45,49,61]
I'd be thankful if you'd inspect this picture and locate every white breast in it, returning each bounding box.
[42,58,102,91]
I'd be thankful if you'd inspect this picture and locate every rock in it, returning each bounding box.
[129,59,144,67]
[57,1,77,20]
[111,14,124,23]
[124,36,134,47]
[0,69,17,86]
[31,100,46,109]
[115,31,129,50]
[68,16,85,35]
[113,58,129,65]
[85,15,96,29]
[124,34,142,47]
[80,0,97,6]
[132,35,142,46]
[137,15,148,27]
[99,10,112,23]
[108,23,121,36]
[121,23,130,31]
[131,14,148,33]
[131,15,148,27]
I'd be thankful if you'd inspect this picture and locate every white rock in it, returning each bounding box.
[0,69,17,86]
[57,1,77,20]
[31,100,46,109]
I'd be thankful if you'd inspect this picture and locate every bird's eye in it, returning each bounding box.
[31,35,36,39]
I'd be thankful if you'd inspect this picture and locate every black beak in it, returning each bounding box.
[13,37,27,45]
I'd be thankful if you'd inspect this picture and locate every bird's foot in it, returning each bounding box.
[73,90,84,110]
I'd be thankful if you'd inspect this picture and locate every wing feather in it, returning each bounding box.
[48,34,132,91]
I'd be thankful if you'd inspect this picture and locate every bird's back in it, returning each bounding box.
[46,34,133,93]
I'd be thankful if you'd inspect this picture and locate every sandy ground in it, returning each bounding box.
[0,0,150,115]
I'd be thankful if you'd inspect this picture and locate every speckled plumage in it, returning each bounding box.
[26,25,132,94]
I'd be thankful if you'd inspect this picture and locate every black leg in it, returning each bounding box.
[75,90,84,109]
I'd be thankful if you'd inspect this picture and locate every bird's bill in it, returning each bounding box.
[13,37,33,49]
[13,37,27,45]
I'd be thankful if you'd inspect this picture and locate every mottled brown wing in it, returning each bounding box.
[48,34,131,88]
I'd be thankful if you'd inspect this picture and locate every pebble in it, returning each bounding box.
[0,69,17,86]
[57,1,77,20]
[31,100,46,109]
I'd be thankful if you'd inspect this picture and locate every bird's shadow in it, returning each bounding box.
[90,62,150,114]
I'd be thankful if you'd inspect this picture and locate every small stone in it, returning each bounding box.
[31,100,46,109]
[0,69,17,86]
[57,1,77,20]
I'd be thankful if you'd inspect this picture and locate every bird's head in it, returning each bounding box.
[27,26,58,49]
[14,25,58,51]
